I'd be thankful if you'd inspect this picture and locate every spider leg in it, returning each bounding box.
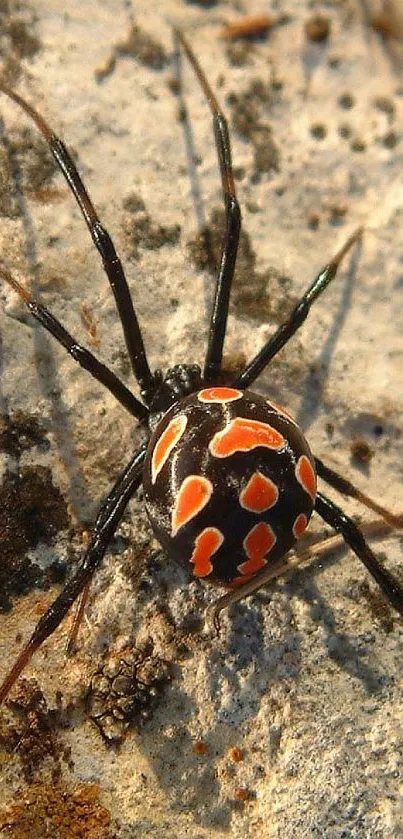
[174,29,241,384]
[67,438,152,653]
[0,264,147,420]
[315,457,403,528]
[0,83,156,399]
[234,227,363,389]
[315,492,403,616]
[0,445,146,705]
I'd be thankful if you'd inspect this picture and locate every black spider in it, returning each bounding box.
[0,29,402,705]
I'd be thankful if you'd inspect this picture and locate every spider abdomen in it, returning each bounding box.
[143,386,317,587]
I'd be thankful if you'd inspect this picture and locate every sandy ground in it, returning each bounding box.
[0,1,402,837]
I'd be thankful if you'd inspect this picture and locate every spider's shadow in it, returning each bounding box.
[173,38,218,312]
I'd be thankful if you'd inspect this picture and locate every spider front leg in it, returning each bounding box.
[0,446,146,705]
[0,82,156,400]
[174,29,241,384]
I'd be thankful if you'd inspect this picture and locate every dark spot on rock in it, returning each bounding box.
[0,680,73,782]
[382,130,398,149]
[338,93,355,110]
[0,126,59,217]
[350,138,366,153]
[350,437,374,466]
[0,2,41,87]
[358,579,395,633]
[0,465,69,611]
[227,79,281,176]
[122,191,181,259]
[373,95,395,121]
[0,411,49,459]
[6,16,41,59]
[185,0,219,6]
[305,14,331,42]
[115,24,167,71]
[310,123,327,140]
[226,39,255,68]
[338,123,352,140]
[187,206,296,322]
[307,210,320,230]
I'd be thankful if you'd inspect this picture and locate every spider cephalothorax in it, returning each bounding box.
[0,28,401,706]
[147,363,203,428]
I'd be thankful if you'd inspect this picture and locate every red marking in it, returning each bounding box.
[240,522,276,574]
[151,414,187,484]
[190,527,223,578]
[172,475,213,535]
[266,399,297,424]
[239,471,279,512]
[198,387,243,403]
[230,522,276,586]
[209,417,285,458]
[293,513,308,538]
[243,521,276,564]
[295,455,316,501]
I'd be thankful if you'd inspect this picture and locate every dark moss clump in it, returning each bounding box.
[227,79,281,176]
[0,680,73,782]
[0,465,69,611]
[0,411,49,458]
[122,191,181,259]
[115,24,167,70]
[187,206,296,323]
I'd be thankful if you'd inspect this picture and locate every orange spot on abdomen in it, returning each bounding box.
[239,471,279,512]
[172,475,213,535]
[239,521,276,576]
[293,512,308,538]
[151,415,187,483]
[190,527,224,577]
[295,455,316,501]
[209,417,285,458]
[198,387,243,403]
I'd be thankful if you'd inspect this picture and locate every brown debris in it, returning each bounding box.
[85,642,171,745]
[221,15,275,41]
[0,680,73,782]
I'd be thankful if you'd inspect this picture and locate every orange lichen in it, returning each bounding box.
[0,783,112,839]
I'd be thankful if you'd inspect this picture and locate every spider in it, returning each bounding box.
[0,29,402,705]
